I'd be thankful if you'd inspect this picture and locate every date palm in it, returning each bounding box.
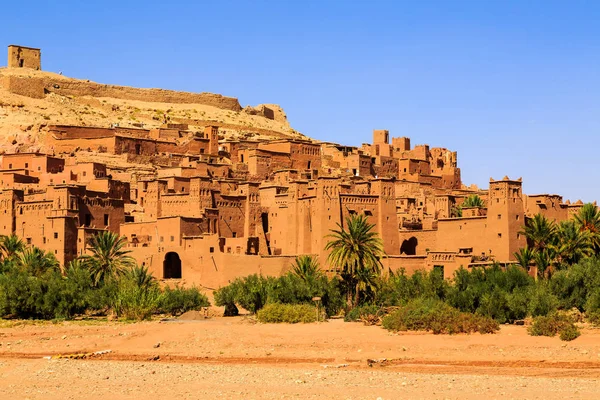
[17,246,60,277]
[514,246,534,269]
[326,214,384,307]
[0,234,25,262]
[81,231,135,286]
[291,255,323,283]
[519,214,557,253]
[462,195,485,208]
[574,203,600,253]
[553,220,593,268]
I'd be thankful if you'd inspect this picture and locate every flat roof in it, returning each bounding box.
[8,45,40,51]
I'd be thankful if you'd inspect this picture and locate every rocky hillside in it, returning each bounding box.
[0,67,305,153]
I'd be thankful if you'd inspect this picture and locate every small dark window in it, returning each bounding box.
[210,247,214,253]
[170,235,175,242]
[232,232,237,238]
[54,232,58,239]
[498,233,502,238]
[104,214,109,225]
[26,238,31,244]
[8,164,12,169]
[25,163,28,168]
[85,214,91,226]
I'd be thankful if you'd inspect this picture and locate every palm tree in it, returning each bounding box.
[291,255,323,283]
[462,195,485,208]
[519,214,557,252]
[574,203,600,253]
[354,266,379,304]
[533,248,554,280]
[124,264,157,290]
[514,246,534,269]
[552,220,593,268]
[81,231,135,286]
[0,234,25,262]
[17,246,59,277]
[325,214,384,307]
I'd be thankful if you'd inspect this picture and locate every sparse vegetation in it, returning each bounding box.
[528,313,580,341]
[382,298,499,334]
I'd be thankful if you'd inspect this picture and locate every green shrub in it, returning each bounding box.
[0,266,95,320]
[158,286,210,316]
[506,287,529,321]
[344,304,381,322]
[550,258,600,311]
[559,324,581,341]
[231,274,272,313]
[528,284,559,317]
[213,273,344,317]
[381,298,499,334]
[584,287,600,313]
[111,276,161,321]
[528,313,576,338]
[257,303,320,323]
[213,284,239,316]
[587,310,600,326]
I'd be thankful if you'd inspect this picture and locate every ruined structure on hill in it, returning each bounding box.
[0,45,588,288]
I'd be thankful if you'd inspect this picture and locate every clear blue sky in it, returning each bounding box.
[2,1,599,202]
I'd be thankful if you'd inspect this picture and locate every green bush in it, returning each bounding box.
[381,298,499,334]
[0,266,96,320]
[230,274,272,313]
[587,310,600,326]
[111,276,161,321]
[213,273,344,317]
[550,258,600,311]
[213,284,239,316]
[158,286,210,316]
[447,265,534,323]
[344,304,381,322]
[528,313,577,339]
[584,287,600,314]
[256,303,320,323]
[559,324,581,341]
[527,284,559,317]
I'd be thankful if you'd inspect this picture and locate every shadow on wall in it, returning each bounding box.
[400,237,418,255]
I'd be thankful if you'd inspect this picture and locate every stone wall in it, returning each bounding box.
[0,75,44,98]
[43,78,242,110]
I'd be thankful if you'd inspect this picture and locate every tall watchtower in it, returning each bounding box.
[7,45,41,70]
[487,176,526,260]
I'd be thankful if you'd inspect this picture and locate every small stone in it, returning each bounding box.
[153,342,161,348]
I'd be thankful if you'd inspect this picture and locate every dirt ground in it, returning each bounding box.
[0,316,599,399]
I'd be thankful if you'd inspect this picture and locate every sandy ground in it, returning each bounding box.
[0,317,599,399]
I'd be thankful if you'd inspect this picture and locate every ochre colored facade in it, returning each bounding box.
[0,123,590,286]
[7,45,41,70]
